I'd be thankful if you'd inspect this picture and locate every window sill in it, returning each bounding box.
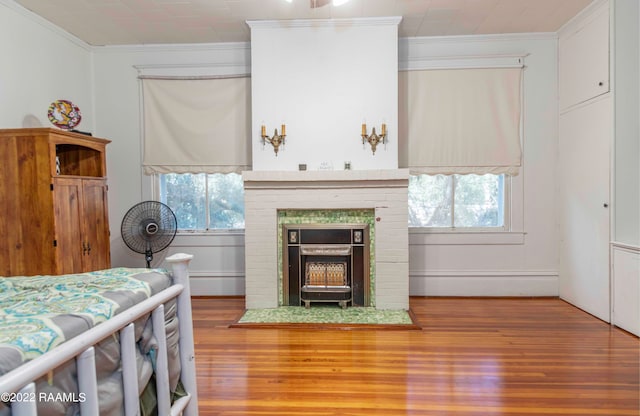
[409,229,525,245]
[176,229,245,236]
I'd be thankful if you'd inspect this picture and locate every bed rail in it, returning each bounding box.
[0,253,198,416]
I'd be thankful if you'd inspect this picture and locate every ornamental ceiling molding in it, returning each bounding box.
[246,16,402,30]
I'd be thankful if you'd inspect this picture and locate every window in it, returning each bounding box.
[409,174,507,229]
[158,173,244,230]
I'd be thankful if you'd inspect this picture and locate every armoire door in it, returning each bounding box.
[53,178,84,274]
[54,178,110,273]
[81,179,111,271]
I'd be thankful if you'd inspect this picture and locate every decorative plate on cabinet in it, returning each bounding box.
[47,100,81,130]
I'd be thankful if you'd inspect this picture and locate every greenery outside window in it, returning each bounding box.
[409,174,507,229]
[158,173,244,230]
[156,172,507,232]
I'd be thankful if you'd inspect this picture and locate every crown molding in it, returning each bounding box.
[246,16,402,30]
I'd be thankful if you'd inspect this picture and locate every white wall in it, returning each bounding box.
[249,18,400,171]
[0,1,93,130]
[613,0,640,247]
[610,0,639,335]
[402,34,560,296]
[91,43,251,274]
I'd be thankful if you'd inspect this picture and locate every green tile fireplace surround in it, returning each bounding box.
[277,209,376,307]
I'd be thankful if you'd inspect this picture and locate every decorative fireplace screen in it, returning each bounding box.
[283,224,370,308]
[301,245,351,308]
[306,261,348,286]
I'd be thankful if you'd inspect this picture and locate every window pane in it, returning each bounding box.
[408,175,452,227]
[159,173,206,229]
[454,174,504,227]
[207,173,245,229]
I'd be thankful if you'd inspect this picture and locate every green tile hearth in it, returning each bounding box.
[238,306,413,325]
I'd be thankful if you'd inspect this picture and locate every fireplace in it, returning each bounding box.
[243,169,409,310]
[283,225,370,308]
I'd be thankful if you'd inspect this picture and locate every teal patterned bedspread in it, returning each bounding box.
[0,268,161,362]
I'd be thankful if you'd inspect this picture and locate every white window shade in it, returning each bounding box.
[142,77,251,175]
[399,68,522,176]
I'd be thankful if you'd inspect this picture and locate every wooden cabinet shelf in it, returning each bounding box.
[0,128,111,276]
[55,144,105,177]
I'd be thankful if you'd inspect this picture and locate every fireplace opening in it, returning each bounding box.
[283,225,370,308]
[301,245,352,309]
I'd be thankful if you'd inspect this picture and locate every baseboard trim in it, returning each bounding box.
[409,270,558,296]
[187,270,560,297]
[189,275,245,296]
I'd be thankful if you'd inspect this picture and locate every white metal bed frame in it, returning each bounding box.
[0,253,199,416]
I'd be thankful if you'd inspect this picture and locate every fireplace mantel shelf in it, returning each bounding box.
[243,169,409,189]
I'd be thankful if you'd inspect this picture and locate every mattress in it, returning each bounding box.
[0,268,181,416]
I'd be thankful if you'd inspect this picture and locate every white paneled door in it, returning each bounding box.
[558,5,610,111]
[558,96,611,322]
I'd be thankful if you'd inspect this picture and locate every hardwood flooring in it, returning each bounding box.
[192,297,639,415]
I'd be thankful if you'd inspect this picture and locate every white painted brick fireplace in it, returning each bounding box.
[243,169,409,310]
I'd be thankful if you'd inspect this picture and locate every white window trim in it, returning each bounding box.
[409,173,525,245]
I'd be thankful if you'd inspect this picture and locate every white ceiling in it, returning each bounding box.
[13,0,594,46]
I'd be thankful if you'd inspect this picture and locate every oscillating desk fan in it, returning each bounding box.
[121,201,177,268]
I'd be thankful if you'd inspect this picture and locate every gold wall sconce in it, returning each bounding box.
[261,124,286,156]
[361,122,386,155]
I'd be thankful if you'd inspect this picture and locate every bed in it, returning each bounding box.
[0,253,198,416]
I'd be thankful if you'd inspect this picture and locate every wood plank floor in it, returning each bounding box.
[192,297,639,415]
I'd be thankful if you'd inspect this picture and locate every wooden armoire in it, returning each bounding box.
[0,128,111,276]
